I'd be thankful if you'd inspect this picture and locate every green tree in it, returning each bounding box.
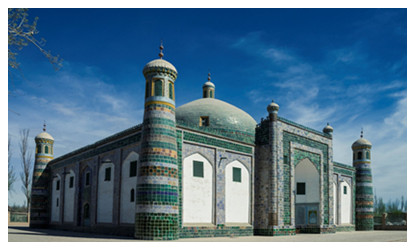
[8,8,62,72]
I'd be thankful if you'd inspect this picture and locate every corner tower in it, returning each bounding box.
[30,123,54,228]
[135,44,179,240]
[352,130,374,230]
[267,100,279,228]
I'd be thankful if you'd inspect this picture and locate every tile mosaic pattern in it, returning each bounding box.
[183,131,253,154]
[135,69,179,240]
[180,130,254,237]
[354,158,374,230]
[30,137,54,228]
[254,115,337,235]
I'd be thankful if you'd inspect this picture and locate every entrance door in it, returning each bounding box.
[295,204,319,226]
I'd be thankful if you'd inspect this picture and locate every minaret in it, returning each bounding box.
[352,129,374,230]
[135,44,179,240]
[30,122,54,228]
[267,100,279,227]
[202,72,215,98]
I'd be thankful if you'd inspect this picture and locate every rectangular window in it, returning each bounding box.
[56,198,59,207]
[283,155,289,164]
[69,176,74,188]
[193,161,204,178]
[85,172,90,186]
[129,161,137,177]
[56,180,60,191]
[104,167,111,181]
[200,116,209,127]
[233,167,241,182]
[343,186,347,195]
[154,79,163,96]
[297,182,306,195]
[130,189,135,202]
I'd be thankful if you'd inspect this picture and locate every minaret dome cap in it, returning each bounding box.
[203,73,215,88]
[323,123,334,133]
[35,131,54,141]
[267,100,279,113]
[143,43,177,74]
[352,130,372,149]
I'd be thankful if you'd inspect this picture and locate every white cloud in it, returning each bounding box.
[233,32,407,202]
[8,63,144,205]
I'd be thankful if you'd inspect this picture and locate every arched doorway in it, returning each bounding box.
[295,158,320,227]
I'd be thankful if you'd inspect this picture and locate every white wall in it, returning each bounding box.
[183,153,214,224]
[97,162,114,223]
[340,181,352,224]
[225,160,250,224]
[64,170,75,223]
[120,152,139,224]
[295,158,320,204]
[333,180,337,225]
[51,175,61,222]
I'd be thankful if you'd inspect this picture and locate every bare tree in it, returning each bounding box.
[8,8,62,71]
[8,136,16,192]
[19,129,32,212]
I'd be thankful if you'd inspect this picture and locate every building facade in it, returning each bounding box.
[30,47,374,239]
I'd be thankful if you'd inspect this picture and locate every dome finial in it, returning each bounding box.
[361,128,364,138]
[208,72,211,81]
[159,40,164,59]
[43,121,46,132]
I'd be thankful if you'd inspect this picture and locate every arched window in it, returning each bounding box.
[357,151,362,160]
[154,79,163,96]
[130,189,135,202]
[169,82,174,100]
[37,145,41,154]
[146,81,151,98]
[45,145,49,154]
[209,90,213,98]
[366,151,370,160]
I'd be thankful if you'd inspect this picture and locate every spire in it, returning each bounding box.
[208,72,211,81]
[43,121,46,132]
[361,128,364,138]
[158,41,164,59]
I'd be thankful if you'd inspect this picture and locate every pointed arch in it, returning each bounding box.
[295,158,320,203]
[120,151,139,224]
[64,170,76,223]
[97,161,114,223]
[340,181,352,224]
[183,152,214,224]
[225,160,250,224]
[51,174,61,222]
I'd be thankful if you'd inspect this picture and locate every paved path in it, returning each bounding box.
[8,226,406,242]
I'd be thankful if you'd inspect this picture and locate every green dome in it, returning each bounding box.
[176,98,257,135]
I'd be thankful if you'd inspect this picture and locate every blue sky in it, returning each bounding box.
[8,8,407,206]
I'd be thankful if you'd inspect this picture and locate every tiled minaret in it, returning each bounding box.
[30,123,54,228]
[267,100,279,228]
[352,130,374,230]
[135,44,179,240]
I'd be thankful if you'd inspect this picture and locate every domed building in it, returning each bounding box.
[30,46,374,239]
